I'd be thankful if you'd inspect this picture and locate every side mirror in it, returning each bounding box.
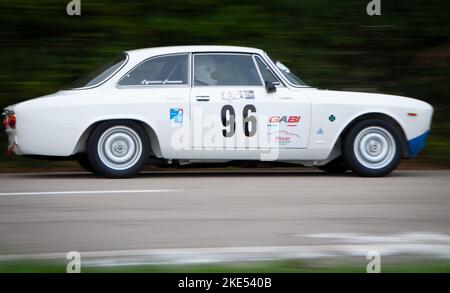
[265,81,277,93]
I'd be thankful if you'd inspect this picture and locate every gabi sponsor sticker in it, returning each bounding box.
[267,115,302,146]
[268,115,301,127]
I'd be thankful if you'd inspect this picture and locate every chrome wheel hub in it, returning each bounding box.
[97,126,142,170]
[353,126,396,169]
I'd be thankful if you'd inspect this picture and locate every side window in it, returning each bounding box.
[118,54,188,86]
[194,54,262,86]
[254,56,281,85]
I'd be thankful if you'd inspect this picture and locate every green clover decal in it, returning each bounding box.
[328,114,336,122]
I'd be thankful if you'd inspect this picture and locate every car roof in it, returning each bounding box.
[125,45,265,58]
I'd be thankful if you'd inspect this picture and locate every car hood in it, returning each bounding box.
[309,89,433,110]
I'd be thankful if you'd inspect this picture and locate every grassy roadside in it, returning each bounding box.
[1,259,450,273]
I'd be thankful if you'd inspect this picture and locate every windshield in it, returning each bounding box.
[67,53,127,89]
[267,55,307,86]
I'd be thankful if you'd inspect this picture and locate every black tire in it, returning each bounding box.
[87,120,150,178]
[75,154,95,173]
[318,157,349,173]
[342,119,403,177]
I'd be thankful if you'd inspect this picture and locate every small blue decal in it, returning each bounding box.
[317,128,324,135]
[170,108,183,123]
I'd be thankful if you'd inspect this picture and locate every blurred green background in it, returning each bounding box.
[0,0,449,169]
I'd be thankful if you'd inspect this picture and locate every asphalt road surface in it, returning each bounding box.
[1,169,450,259]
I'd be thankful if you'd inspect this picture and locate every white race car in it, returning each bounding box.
[2,46,433,177]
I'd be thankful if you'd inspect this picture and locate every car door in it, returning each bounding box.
[190,52,311,152]
[190,53,263,149]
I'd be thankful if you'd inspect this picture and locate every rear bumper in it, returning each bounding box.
[4,128,21,155]
[3,106,19,155]
[407,131,429,158]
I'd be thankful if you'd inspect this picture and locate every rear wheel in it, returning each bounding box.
[343,119,403,177]
[87,121,150,178]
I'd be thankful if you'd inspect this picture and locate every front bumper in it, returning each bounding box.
[407,131,429,158]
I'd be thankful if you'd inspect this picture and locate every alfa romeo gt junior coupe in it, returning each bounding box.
[2,46,433,178]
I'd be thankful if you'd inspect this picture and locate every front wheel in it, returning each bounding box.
[343,119,403,177]
[87,121,150,178]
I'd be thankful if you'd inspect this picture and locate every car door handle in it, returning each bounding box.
[195,96,210,102]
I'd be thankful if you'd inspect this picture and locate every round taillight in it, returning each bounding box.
[8,114,16,128]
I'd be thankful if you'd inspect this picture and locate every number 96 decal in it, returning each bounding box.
[221,104,257,138]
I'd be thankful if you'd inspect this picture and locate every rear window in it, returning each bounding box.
[68,53,128,89]
[118,54,188,86]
